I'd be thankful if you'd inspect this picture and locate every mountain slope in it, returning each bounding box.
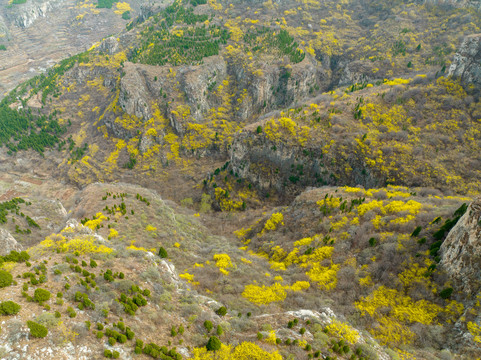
[0,0,481,359]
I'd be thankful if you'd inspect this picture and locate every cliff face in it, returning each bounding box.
[229,129,381,198]
[0,228,22,256]
[440,198,481,295]
[424,0,481,10]
[3,0,65,28]
[118,55,328,136]
[449,34,481,89]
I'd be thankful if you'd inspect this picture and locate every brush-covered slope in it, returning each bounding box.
[1,0,481,204]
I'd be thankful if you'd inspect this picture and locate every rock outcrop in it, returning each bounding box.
[440,198,481,295]
[118,55,327,137]
[423,0,481,10]
[449,34,481,89]
[119,63,153,121]
[3,0,64,28]
[0,228,22,256]
[229,129,381,198]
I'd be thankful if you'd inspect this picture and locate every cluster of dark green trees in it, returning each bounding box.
[97,0,115,8]
[243,27,305,64]
[0,104,67,154]
[130,1,229,66]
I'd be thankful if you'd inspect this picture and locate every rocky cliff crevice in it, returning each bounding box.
[228,130,382,199]
[440,198,481,295]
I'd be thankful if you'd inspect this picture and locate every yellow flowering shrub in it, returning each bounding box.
[146,225,157,232]
[270,261,287,271]
[290,281,310,291]
[357,200,384,216]
[326,319,360,343]
[356,286,442,325]
[39,234,113,255]
[261,213,284,234]
[213,253,234,275]
[355,286,443,345]
[317,197,341,211]
[293,237,313,247]
[467,322,481,343]
[383,200,422,215]
[180,272,199,285]
[83,212,107,230]
[241,282,287,304]
[370,317,415,345]
[264,330,277,345]
[108,228,118,239]
[191,342,282,360]
[444,300,464,323]
[0,262,16,272]
[359,275,373,287]
[264,117,310,146]
[305,263,339,290]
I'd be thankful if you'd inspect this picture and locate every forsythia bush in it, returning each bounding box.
[290,281,310,291]
[191,342,282,360]
[355,286,443,345]
[83,213,107,230]
[260,213,284,235]
[305,263,339,290]
[108,228,119,239]
[213,254,234,275]
[356,286,442,325]
[326,319,360,343]
[241,282,287,305]
[39,234,113,255]
[467,322,481,343]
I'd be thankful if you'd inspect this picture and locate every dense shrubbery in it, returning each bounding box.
[74,291,95,310]
[129,1,228,66]
[0,104,66,154]
[142,342,182,360]
[158,247,168,258]
[0,270,13,288]
[34,288,51,303]
[206,336,221,351]
[0,301,21,315]
[27,320,48,338]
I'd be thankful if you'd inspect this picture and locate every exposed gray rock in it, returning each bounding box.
[423,0,481,10]
[0,228,22,256]
[228,129,380,198]
[440,198,481,295]
[118,55,327,142]
[3,0,64,28]
[0,14,7,38]
[99,37,120,56]
[338,60,375,87]
[449,34,481,89]
[119,64,152,120]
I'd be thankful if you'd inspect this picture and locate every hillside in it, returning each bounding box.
[0,0,158,97]
[0,0,481,359]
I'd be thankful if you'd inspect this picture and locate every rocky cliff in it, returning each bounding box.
[228,128,381,199]
[449,34,481,90]
[440,198,481,295]
[424,0,481,10]
[3,0,64,28]
[118,55,328,135]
